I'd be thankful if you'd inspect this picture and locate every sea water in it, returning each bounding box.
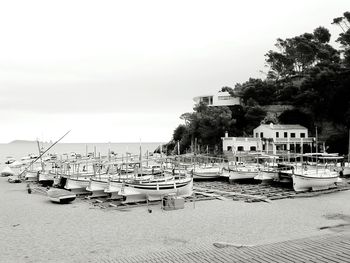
[0,141,163,167]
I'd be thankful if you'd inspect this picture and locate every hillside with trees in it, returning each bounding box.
[162,12,350,155]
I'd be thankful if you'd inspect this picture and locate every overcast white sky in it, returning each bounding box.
[0,0,348,143]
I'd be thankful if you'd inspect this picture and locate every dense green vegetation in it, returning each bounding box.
[163,12,350,155]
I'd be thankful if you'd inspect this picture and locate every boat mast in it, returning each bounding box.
[19,130,71,178]
[139,138,143,176]
[348,128,350,166]
[301,138,303,176]
[36,139,45,172]
[315,126,318,175]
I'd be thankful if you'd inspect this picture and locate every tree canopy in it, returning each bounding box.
[165,11,350,155]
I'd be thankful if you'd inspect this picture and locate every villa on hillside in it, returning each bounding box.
[222,123,315,155]
[193,91,241,107]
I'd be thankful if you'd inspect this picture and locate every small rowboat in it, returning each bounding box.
[1,166,14,177]
[47,188,76,204]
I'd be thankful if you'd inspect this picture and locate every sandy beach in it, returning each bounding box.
[1,178,350,263]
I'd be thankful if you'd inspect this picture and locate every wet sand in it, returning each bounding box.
[1,177,350,262]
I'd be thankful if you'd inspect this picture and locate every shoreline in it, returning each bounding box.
[1,178,350,262]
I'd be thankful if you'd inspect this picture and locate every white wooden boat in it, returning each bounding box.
[254,155,280,182]
[223,163,260,182]
[47,188,76,204]
[38,171,56,186]
[292,169,339,192]
[86,178,109,198]
[104,179,124,199]
[343,166,350,176]
[136,165,162,175]
[192,165,221,180]
[1,166,14,177]
[118,176,193,203]
[64,177,91,194]
[24,170,39,182]
[254,170,279,182]
[4,157,15,165]
[9,161,24,176]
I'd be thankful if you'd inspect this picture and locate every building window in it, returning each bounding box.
[227,146,232,151]
[260,132,263,138]
[237,146,244,151]
[201,96,213,105]
[250,146,256,151]
[276,132,279,138]
[284,132,288,138]
[300,133,305,138]
[291,133,296,138]
[255,133,258,138]
[218,96,232,100]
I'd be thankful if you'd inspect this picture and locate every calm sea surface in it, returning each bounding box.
[0,142,163,166]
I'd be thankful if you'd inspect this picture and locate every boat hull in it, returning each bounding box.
[38,172,55,186]
[119,178,193,203]
[342,167,350,176]
[292,174,339,192]
[86,179,109,198]
[25,170,39,182]
[227,168,259,183]
[64,178,90,194]
[47,189,76,204]
[192,167,221,180]
[254,171,278,183]
[1,166,14,177]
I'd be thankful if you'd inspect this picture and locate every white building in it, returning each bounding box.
[222,124,314,155]
[193,91,240,107]
[222,134,261,152]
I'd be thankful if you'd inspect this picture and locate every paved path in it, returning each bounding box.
[97,232,350,263]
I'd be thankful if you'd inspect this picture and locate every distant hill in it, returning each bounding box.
[8,140,36,144]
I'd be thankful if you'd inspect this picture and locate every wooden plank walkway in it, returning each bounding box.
[99,232,350,263]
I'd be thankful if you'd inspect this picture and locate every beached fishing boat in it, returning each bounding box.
[64,177,91,194]
[104,178,124,199]
[228,165,260,182]
[291,152,342,192]
[86,177,110,198]
[24,169,40,182]
[38,171,56,186]
[343,129,350,176]
[4,157,15,165]
[9,161,24,176]
[47,188,77,204]
[1,166,14,177]
[343,165,350,176]
[192,165,221,180]
[292,169,339,192]
[222,162,260,182]
[254,155,280,182]
[118,176,193,203]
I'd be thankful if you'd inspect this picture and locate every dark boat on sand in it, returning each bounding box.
[47,188,76,204]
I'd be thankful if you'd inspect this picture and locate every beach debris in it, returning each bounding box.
[213,242,253,249]
[319,223,350,232]
[320,213,350,232]
[12,224,20,227]
[26,183,32,194]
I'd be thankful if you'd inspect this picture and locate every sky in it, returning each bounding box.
[0,0,348,143]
